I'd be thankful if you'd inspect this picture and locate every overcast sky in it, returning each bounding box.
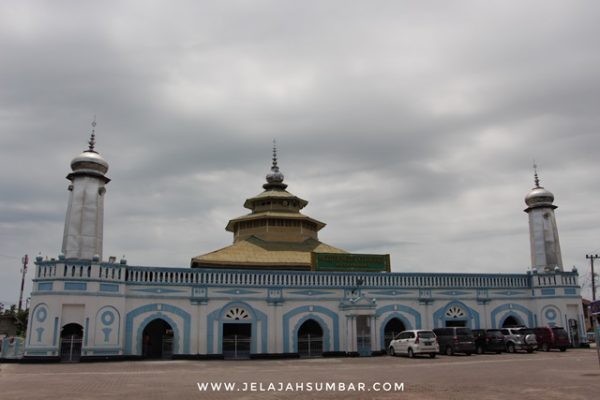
[1,0,599,307]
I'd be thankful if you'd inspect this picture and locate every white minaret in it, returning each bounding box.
[524,165,563,273]
[61,120,110,260]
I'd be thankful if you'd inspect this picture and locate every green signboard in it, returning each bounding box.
[311,252,391,272]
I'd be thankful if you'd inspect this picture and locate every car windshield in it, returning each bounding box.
[519,328,534,335]
[487,331,502,337]
[418,331,435,339]
[456,328,472,335]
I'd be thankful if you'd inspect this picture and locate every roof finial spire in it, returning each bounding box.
[271,139,279,172]
[533,160,540,188]
[88,115,97,152]
[263,139,287,190]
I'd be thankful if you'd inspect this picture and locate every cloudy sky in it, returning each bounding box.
[1,0,599,306]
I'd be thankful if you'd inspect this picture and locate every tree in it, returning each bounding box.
[1,304,29,337]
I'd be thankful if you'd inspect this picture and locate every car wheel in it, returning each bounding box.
[560,347,567,352]
[476,345,483,355]
[430,353,436,359]
[445,346,454,356]
[542,343,549,352]
[408,348,414,358]
[507,343,515,353]
[389,347,395,356]
[526,348,534,353]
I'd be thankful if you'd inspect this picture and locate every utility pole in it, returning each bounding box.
[18,254,28,311]
[586,254,599,301]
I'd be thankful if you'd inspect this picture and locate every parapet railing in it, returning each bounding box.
[123,267,534,289]
[532,272,578,287]
[31,260,576,289]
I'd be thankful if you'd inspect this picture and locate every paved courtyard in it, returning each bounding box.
[1,349,599,400]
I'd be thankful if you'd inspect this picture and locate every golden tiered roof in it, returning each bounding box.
[191,236,346,270]
[191,143,347,270]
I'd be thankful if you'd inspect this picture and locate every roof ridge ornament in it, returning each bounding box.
[88,115,97,153]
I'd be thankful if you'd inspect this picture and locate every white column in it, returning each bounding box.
[370,315,377,352]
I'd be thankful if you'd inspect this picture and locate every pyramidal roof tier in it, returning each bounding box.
[191,143,346,270]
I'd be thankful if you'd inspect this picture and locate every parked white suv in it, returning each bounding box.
[389,330,439,358]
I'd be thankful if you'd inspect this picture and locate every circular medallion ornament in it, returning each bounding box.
[544,308,557,321]
[101,310,115,325]
[36,308,47,323]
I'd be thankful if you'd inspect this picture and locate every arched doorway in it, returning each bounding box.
[502,316,521,328]
[142,319,174,359]
[60,323,83,362]
[297,319,323,357]
[383,318,406,351]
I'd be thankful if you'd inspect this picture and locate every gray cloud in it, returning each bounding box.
[1,0,600,306]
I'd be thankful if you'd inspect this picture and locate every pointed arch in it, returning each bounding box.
[490,303,533,328]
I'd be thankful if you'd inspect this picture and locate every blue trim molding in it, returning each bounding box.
[379,312,414,351]
[541,305,559,324]
[136,312,180,354]
[96,306,121,347]
[206,301,268,355]
[64,281,87,291]
[99,283,119,292]
[283,305,339,353]
[125,303,190,354]
[84,318,89,346]
[292,314,331,352]
[375,304,421,330]
[490,303,533,328]
[433,301,480,329]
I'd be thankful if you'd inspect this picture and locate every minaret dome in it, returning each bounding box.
[70,119,109,175]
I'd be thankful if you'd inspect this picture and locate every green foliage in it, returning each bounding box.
[1,305,29,337]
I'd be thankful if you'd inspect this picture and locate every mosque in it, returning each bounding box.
[23,125,586,361]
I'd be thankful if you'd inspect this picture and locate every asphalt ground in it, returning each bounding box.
[1,348,599,400]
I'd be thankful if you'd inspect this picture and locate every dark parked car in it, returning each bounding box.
[433,327,476,356]
[472,329,505,354]
[533,327,570,352]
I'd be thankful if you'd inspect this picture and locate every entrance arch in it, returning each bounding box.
[142,319,174,359]
[60,323,83,362]
[297,319,323,357]
[501,315,522,328]
[383,318,406,350]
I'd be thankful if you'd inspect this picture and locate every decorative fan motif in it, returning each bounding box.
[445,306,466,319]
[225,307,250,320]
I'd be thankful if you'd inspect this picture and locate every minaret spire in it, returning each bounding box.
[88,116,97,152]
[533,161,540,188]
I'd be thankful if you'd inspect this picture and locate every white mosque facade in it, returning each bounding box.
[23,130,586,361]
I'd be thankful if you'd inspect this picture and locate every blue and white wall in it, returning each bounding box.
[24,259,586,359]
